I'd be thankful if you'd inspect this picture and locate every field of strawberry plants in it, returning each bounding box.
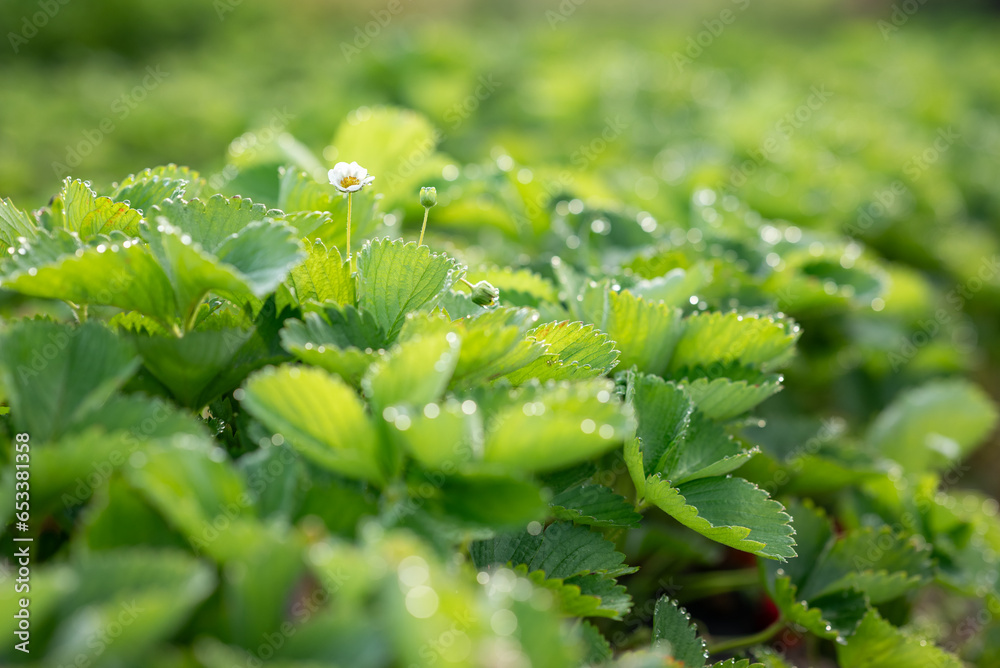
[2,2,1000,667]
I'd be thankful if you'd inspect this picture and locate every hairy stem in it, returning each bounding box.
[418,207,430,246]
[346,192,353,273]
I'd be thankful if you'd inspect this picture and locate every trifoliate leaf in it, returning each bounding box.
[241,365,386,485]
[355,238,462,341]
[651,598,707,668]
[764,501,932,640]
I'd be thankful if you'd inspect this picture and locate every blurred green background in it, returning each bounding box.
[2,0,1000,483]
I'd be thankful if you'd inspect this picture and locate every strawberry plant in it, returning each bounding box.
[0,107,998,668]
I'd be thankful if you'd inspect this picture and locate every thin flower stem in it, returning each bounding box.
[346,192,353,273]
[418,207,430,246]
[706,616,785,656]
[458,276,475,290]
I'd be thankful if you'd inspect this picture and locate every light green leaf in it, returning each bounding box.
[642,475,796,561]
[669,312,799,374]
[836,610,963,668]
[483,379,635,473]
[385,400,481,471]
[867,379,998,474]
[110,168,190,213]
[362,333,460,410]
[580,282,682,375]
[518,566,632,619]
[628,266,709,309]
[241,365,385,485]
[651,598,707,668]
[288,240,355,305]
[330,107,440,206]
[505,320,620,384]
[47,177,143,240]
[39,550,215,668]
[0,196,38,256]
[682,375,782,421]
[280,309,384,386]
[401,308,546,387]
[152,194,281,251]
[356,237,462,341]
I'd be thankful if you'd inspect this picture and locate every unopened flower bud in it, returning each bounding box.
[470,280,499,306]
[419,186,437,208]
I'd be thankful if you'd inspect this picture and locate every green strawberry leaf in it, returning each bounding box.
[550,484,642,528]
[355,237,462,341]
[241,365,386,486]
[651,598,708,668]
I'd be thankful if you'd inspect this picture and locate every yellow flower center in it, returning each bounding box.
[340,175,360,188]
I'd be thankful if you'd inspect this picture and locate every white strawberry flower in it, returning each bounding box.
[328,161,374,193]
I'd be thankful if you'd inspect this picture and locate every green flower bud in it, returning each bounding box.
[470,280,499,306]
[419,186,437,208]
